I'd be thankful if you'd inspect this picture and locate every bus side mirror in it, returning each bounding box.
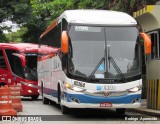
[140,33,152,55]
[61,31,69,54]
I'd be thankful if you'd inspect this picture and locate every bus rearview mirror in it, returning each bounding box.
[140,33,152,55]
[61,31,69,54]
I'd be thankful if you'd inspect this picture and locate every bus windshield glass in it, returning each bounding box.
[5,50,24,78]
[5,50,37,81]
[68,25,140,81]
[24,53,38,81]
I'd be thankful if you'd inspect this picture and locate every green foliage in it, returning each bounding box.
[1,0,160,43]
[5,27,28,42]
[0,0,45,43]
[105,0,160,14]
[0,33,8,43]
[31,0,160,27]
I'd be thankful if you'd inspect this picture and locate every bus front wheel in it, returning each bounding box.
[116,108,126,115]
[58,84,69,114]
[31,95,39,100]
[61,105,69,114]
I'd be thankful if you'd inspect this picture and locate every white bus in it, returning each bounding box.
[38,10,151,114]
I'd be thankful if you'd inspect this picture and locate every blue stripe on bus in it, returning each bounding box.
[43,87,141,104]
[66,93,141,104]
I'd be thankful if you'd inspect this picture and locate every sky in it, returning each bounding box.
[0,20,20,34]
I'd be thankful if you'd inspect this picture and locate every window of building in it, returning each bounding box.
[148,31,159,59]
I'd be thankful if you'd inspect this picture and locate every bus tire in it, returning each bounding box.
[58,84,69,114]
[31,95,39,100]
[42,83,49,104]
[116,108,126,115]
[43,96,49,104]
[61,105,69,114]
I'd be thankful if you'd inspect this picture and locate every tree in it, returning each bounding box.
[31,0,160,26]
[5,27,27,42]
[0,0,44,43]
[1,0,159,43]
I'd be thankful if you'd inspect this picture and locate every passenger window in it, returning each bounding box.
[0,49,7,70]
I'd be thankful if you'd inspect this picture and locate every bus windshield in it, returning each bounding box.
[68,25,141,81]
[5,50,37,81]
[24,53,38,81]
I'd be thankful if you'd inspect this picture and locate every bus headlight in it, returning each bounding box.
[28,90,32,93]
[64,83,72,89]
[64,83,86,92]
[128,85,142,93]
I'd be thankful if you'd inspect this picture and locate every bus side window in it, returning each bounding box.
[56,22,61,47]
[0,49,7,70]
[40,23,61,48]
[62,19,68,31]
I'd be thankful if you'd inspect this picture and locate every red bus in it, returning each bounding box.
[0,43,40,100]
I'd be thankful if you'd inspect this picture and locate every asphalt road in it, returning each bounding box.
[1,96,160,124]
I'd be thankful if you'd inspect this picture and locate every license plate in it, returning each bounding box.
[100,102,112,107]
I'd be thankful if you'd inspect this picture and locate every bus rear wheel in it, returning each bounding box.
[42,84,49,104]
[31,95,39,100]
[116,108,126,115]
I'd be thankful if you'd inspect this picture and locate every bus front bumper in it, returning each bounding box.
[62,93,141,109]
[20,81,39,96]
[63,100,141,108]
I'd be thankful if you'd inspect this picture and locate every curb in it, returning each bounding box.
[127,108,160,118]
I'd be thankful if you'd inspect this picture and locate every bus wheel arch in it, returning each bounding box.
[57,82,69,114]
[41,81,49,104]
[57,83,61,103]
[31,95,39,100]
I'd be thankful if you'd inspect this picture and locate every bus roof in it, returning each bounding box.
[59,10,137,26]
[0,43,39,53]
[0,43,59,54]
[40,10,137,38]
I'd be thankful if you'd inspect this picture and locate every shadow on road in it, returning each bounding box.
[20,97,130,121]
[21,97,42,101]
[49,102,127,120]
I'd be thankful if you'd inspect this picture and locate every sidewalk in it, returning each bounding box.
[127,99,160,117]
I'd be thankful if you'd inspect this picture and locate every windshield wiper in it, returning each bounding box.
[89,57,105,79]
[108,56,126,82]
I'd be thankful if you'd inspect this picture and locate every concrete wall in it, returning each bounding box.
[135,5,160,32]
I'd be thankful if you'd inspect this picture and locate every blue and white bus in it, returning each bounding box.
[38,10,151,114]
